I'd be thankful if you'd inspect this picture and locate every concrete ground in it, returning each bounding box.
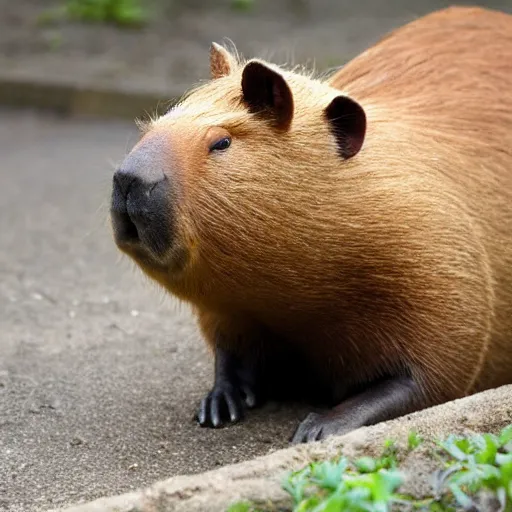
[0,108,308,512]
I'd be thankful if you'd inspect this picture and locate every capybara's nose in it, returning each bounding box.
[113,168,139,198]
[112,164,166,216]
[111,145,173,257]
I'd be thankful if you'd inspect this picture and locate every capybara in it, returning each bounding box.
[111,6,512,443]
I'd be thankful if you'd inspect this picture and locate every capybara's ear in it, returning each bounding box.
[324,96,366,159]
[210,42,236,79]
[241,61,294,130]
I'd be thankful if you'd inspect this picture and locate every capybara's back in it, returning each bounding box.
[330,6,512,394]
[111,6,512,443]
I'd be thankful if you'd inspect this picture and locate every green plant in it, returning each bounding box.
[433,425,512,511]
[230,0,255,12]
[227,425,512,512]
[226,502,261,512]
[283,456,404,511]
[65,0,147,26]
[408,430,424,452]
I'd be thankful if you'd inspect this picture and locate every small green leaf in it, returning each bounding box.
[380,469,405,491]
[428,500,449,512]
[440,437,470,461]
[473,434,499,464]
[449,464,501,492]
[283,469,310,504]
[500,425,512,446]
[226,502,252,512]
[408,430,424,451]
[311,458,348,490]
[315,493,345,512]
[368,471,403,504]
[297,495,322,511]
[497,453,512,469]
[355,457,377,473]
[449,483,474,509]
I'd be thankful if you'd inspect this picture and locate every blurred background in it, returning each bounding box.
[2,0,512,106]
[1,1,511,511]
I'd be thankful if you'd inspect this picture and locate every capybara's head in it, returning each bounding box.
[111,44,367,309]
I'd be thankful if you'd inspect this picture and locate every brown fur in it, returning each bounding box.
[119,6,512,419]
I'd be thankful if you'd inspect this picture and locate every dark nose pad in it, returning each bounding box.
[113,170,137,198]
[111,161,172,256]
[112,163,167,218]
[113,166,166,201]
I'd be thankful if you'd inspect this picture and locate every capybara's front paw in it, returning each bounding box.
[197,379,257,428]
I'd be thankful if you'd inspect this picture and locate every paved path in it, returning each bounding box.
[0,109,306,512]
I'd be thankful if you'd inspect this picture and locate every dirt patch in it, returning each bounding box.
[55,385,512,512]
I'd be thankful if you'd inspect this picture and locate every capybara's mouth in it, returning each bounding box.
[111,208,140,246]
[111,202,191,277]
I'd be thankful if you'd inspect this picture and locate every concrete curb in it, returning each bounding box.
[51,385,512,512]
[0,75,181,121]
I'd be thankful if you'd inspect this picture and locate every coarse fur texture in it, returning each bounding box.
[111,6,512,442]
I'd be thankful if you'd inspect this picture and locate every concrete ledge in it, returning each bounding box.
[52,384,512,512]
[0,75,180,121]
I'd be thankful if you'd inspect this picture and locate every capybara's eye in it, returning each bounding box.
[209,137,231,152]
